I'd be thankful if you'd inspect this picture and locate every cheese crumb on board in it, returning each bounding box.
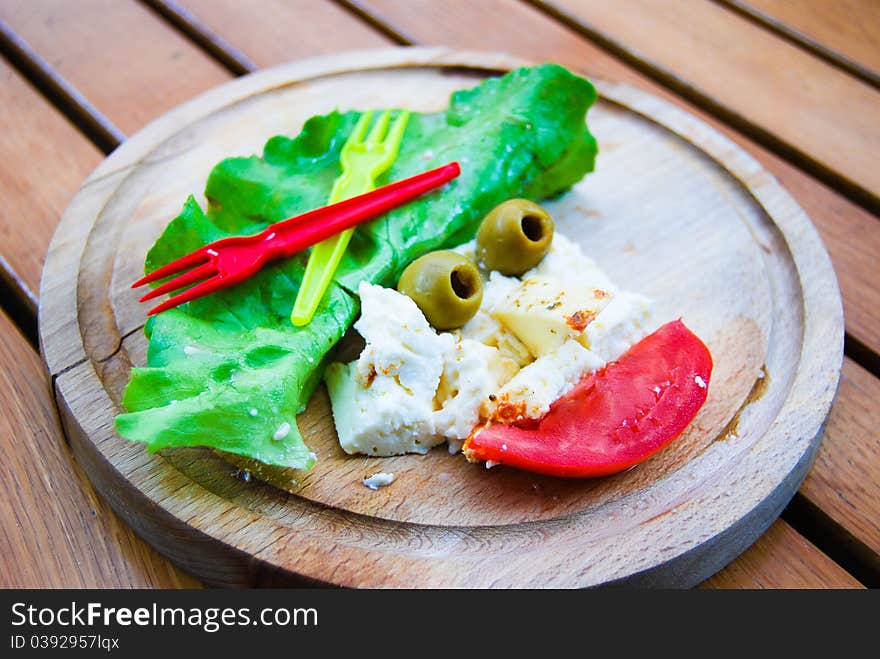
[363,472,395,490]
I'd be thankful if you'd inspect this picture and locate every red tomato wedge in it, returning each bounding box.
[463,319,713,477]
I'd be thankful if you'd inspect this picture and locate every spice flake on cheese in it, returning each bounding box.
[493,275,611,357]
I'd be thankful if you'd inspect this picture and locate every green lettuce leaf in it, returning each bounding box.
[116,63,598,469]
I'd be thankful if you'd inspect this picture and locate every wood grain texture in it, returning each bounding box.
[173,0,389,67]
[0,59,101,300]
[356,0,880,379]
[348,0,880,565]
[723,0,880,82]
[700,519,863,588]
[801,358,880,559]
[537,0,880,210]
[39,49,843,587]
[0,310,199,588]
[0,0,230,135]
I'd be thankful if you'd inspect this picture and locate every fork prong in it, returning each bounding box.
[348,111,373,145]
[131,250,209,288]
[138,262,217,302]
[365,110,392,146]
[146,275,224,316]
[384,110,410,149]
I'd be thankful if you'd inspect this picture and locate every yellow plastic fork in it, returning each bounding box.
[291,109,410,326]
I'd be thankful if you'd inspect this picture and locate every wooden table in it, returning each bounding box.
[0,0,876,589]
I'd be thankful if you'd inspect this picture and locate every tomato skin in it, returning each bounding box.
[463,320,713,477]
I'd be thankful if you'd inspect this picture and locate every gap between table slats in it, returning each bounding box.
[0,19,123,153]
[526,0,880,219]
[712,0,880,90]
[336,0,880,370]
[0,0,874,587]
[126,0,880,589]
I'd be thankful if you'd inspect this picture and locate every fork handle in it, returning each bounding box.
[262,161,461,258]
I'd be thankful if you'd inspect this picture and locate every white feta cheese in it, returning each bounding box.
[325,233,655,460]
[481,271,522,310]
[325,283,455,457]
[433,339,507,441]
[526,233,617,292]
[695,375,707,389]
[354,282,455,403]
[494,275,611,357]
[272,422,291,441]
[457,271,532,378]
[486,339,605,423]
[583,290,655,362]
[457,271,522,345]
[362,472,395,490]
[449,238,478,265]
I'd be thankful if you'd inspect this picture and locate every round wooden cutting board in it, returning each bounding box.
[39,48,843,588]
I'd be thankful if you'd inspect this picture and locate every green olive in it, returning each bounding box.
[476,199,554,275]
[397,251,483,330]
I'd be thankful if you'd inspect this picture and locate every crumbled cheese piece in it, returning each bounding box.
[525,233,617,292]
[494,275,611,357]
[325,283,454,457]
[487,339,605,423]
[272,422,291,441]
[449,238,478,265]
[363,472,395,490]
[695,375,707,389]
[354,282,454,403]
[433,339,507,440]
[458,272,525,347]
[325,232,658,459]
[584,290,655,362]
[458,271,533,378]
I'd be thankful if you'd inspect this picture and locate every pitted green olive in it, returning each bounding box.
[397,251,483,330]
[476,199,554,275]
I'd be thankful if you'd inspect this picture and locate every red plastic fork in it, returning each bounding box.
[132,161,461,315]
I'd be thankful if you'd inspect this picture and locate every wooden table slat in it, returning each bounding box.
[718,0,880,87]
[0,0,231,136]
[353,0,880,363]
[0,59,102,301]
[700,519,863,588]
[534,0,880,214]
[0,310,200,588]
[0,0,874,588]
[801,357,880,559]
[170,0,390,69]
